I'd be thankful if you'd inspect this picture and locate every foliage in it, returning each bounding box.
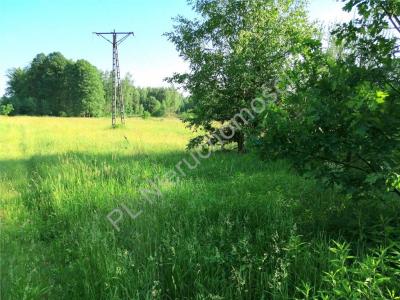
[333,0,400,66]
[298,241,400,299]
[65,59,105,117]
[4,53,105,117]
[166,0,318,152]
[101,72,186,117]
[138,87,184,116]
[0,103,14,116]
[259,54,400,198]
[4,54,188,118]
[146,96,161,115]
[142,110,151,119]
[256,0,400,198]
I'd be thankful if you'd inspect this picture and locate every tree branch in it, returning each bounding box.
[379,4,400,34]
[386,81,400,96]
[356,154,377,172]
[293,150,369,173]
[393,15,400,30]
[388,15,400,34]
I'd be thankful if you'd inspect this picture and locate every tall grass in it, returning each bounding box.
[1,116,399,299]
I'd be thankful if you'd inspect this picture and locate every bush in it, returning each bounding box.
[258,55,400,199]
[142,111,151,119]
[297,241,400,299]
[0,104,14,116]
[152,104,166,117]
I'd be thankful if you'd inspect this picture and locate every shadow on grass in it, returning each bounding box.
[2,149,398,243]
[1,150,400,299]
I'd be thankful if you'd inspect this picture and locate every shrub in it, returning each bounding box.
[152,105,166,117]
[297,241,400,299]
[142,111,151,119]
[258,56,400,199]
[0,104,14,116]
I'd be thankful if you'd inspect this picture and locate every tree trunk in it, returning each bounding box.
[237,132,245,153]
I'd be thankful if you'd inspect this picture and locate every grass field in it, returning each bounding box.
[1,116,399,299]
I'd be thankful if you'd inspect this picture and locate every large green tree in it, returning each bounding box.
[4,67,34,114]
[65,60,105,117]
[29,52,70,115]
[166,0,318,152]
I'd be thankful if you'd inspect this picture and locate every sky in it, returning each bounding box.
[0,0,353,96]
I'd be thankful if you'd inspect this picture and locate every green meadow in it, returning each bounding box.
[1,116,399,299]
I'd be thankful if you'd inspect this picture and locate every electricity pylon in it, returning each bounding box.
[94,30,134,127]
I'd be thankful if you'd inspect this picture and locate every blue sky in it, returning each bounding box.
[0,0,352,96]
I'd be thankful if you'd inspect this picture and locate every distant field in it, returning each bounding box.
[1,117,399,299]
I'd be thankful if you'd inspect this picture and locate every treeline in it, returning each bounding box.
[101,72,190,116]
[3,53,105,117]
[1,52,188,117]
[168,0,400,200]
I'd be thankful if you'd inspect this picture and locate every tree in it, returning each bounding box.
[31,52,70,115]
[65,60,105,117]
[131,89,141,114]
[121,73,135,115]
[25,53,49,114]
[101,71,113,115]
[164,88,184,115]
[4,68,32,115]
[10,52,70,116]
[258,0,400,198]
[5,68,28,99]
[334,0,400,65]
[166,0,317,152]
[145,96,162,115]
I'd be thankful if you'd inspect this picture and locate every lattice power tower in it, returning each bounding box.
[94,30,134,127]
